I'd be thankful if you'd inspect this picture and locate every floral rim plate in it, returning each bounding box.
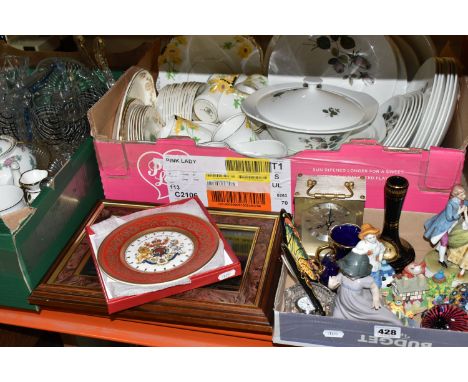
[97,212,219,284]
[156,36,262,91]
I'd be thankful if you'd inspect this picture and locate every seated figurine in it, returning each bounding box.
[328,250,401,326]
[424,184,468,268]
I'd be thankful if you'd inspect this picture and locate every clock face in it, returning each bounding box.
[303,202,352,241]
[124,230,195,273]
[98,213,219,284]
[296,296,315,314]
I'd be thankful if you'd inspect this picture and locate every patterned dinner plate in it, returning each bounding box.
[156,36,262,91]
[267,35,399,105]
[97,213,220,284]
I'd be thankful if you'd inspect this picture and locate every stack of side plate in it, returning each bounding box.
[406,57,458,149]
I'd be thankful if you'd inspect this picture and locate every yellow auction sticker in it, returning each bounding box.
[205,158,270,183]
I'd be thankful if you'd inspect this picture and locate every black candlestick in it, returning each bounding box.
[379,176,415,273]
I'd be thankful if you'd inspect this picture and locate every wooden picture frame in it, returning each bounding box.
[30,200,283,334]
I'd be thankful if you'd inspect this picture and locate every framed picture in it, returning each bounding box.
[30,200,283,334]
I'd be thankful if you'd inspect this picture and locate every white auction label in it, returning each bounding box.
[163,154,291,212]
[323,330,344,338]
[373,325,401,339]
[218,270,236,280]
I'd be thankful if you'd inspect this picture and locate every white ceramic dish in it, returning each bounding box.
[266,123,355,153]
[241,81,378,134]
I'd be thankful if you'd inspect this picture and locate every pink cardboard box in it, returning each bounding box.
[88,66,468,215]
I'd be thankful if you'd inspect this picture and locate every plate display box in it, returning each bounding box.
[30,200,283,334]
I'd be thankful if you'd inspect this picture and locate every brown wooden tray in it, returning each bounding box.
[29,200,283,334]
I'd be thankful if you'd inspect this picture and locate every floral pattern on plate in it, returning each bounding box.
[382,105,399,132]
[323,107,340,118]
[221,36,256,59]
[303,35,374,86]
[157,36,188,80]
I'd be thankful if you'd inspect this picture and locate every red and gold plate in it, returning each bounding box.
[97,213,219,284]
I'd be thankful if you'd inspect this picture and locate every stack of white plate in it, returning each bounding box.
[406,57,459,149]
[379,90,424,147]
[120,99,163,142]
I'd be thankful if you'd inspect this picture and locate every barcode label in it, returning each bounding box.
[206,173,230,179]
[237,174,269,181]
[225,159,270,173]
[206,180,238,187]
[208,190,270,211]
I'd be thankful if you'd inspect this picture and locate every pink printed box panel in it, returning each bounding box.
[93,137,464,215]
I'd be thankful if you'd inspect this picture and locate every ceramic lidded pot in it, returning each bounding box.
[0,135,36,185]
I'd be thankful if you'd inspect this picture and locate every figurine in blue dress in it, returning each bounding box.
[424,184,468,267]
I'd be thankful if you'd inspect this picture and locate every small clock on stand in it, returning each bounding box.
[294,175,366,255]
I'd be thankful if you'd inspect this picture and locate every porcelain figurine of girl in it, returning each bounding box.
[328,250,401,326]
[352,223,386,288]
[424,184,468,268]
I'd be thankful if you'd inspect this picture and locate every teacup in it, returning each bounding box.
[0,185,27,217]
[314,223,361,285]
[212,113,258,145]
[19,169,48,204]
[160,116,212,144]
[193,74,238,123]
[235,74,268,94]
[315,223,361,262]
[217,89,247,123]
[195,121,219,136]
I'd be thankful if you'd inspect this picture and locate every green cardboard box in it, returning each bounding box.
[0,137,103,310]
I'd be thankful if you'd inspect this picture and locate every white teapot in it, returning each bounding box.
[0,135,36,186]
